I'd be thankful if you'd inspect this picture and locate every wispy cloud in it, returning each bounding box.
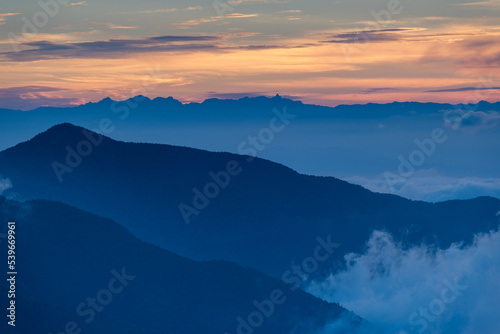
[0,86,83,110]
[426,86,500,93]
[1,35,222,62]
[186,6,203,11]
[169,13,259,29]
[135,6,203,14]
[66,1,87,6]
[136,8,178,14]
[360,87,399,94]
[0,12,19,25]
[171,17,219,28]
[1,33,300,62]
[421,35,500,68]
[457,0,500,7]
[225,13,259,18]
[0,177,12,195]
[0,85,67,96]
[323,28,414,44]
[322,27,479,44]
[86,22,139,29]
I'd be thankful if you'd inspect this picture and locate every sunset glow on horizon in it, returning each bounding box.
[1,0,499,110]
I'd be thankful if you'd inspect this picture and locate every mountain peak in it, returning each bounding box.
[128,94,150,102]
[90,95,185,108]
[98,97,114,104]
[35,122,87,137]
[11,123,110,153]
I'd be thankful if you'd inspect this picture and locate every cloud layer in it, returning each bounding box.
[1,0,500,108]
[308,226,500,333]
[3,35,222,62]
[345,170,500,202]
[0,177,12,195]
[0,86,83,110]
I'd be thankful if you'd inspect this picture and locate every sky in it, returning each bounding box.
[1,0,500,109]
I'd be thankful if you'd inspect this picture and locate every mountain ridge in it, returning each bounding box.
[2,94,500,114]
[0,196,363,333]
[0,123,498,279]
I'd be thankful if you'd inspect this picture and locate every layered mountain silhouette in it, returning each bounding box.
[1,123,498,279]
[2,95,500,152]
[0,196,362,334]
[6,95,500,118]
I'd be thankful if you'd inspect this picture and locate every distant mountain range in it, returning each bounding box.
[2,96,500,133]
[4,94,500,115]
[1,95,500,148]
[0,196,362,334]
[2,96,499,196]
[1,123,498,279]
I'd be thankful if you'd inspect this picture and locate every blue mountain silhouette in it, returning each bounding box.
[0,123,498,279]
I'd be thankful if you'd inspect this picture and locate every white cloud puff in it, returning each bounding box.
[308,226,500,333]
